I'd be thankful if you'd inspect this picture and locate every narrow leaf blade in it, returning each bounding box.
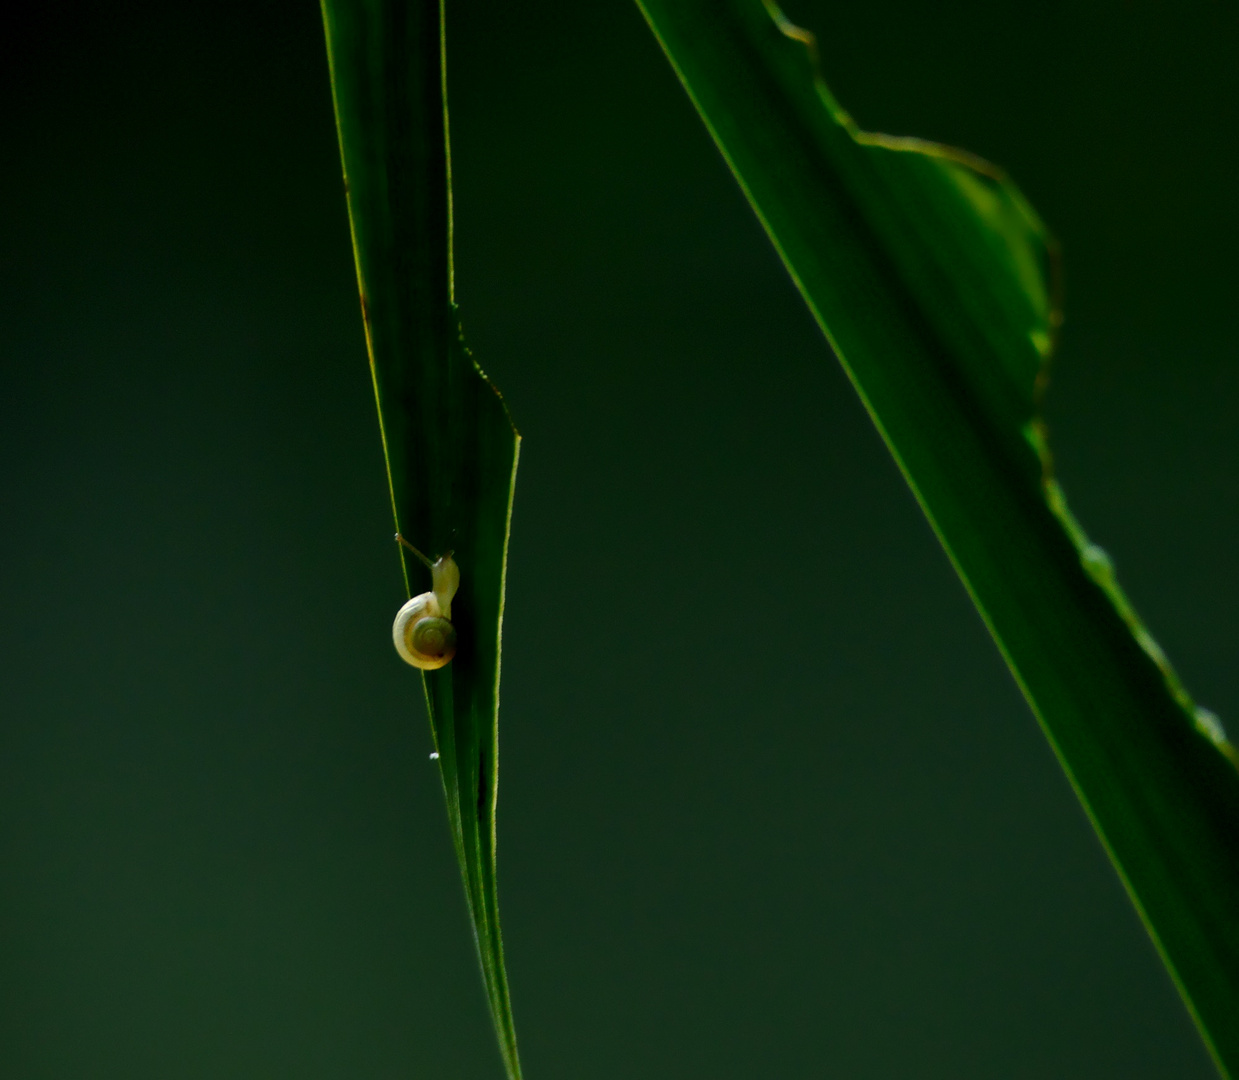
[320,2,522,1075]
[635,2,1239,1073]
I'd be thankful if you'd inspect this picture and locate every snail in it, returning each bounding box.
[392,533,460,670]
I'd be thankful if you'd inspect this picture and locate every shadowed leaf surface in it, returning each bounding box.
[321,1,521,1075]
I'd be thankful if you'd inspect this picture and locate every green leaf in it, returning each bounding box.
[320,2,522,1076]
[634,1,1239,1073]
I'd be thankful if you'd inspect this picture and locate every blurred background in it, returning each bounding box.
[1,0,1235,1076]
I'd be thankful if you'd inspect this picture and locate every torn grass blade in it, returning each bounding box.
[320,1,522,1075]
[635,1,1239,1073]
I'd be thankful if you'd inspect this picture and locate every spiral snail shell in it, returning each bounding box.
[392,535,460,671]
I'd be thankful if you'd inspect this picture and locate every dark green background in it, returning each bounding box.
[2,1,1235,1076]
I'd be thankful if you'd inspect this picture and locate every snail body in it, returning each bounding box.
[392,539,460,670]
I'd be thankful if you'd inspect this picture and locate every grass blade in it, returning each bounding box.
[320,2,522,1075]
[635,1,1239,1072]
